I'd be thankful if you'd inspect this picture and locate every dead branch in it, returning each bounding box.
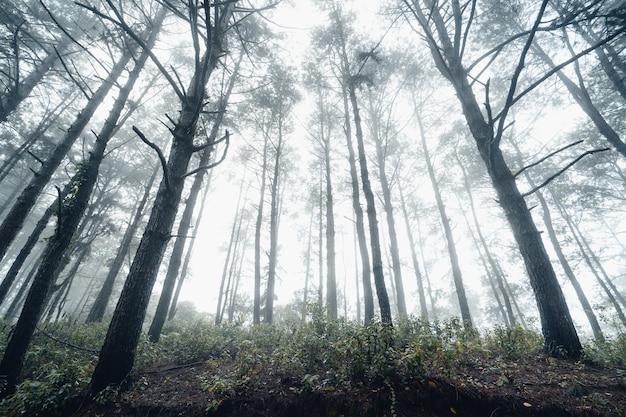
[520,147,610,198]
[35,326,99,354]
[133,126,171,191]
[493,0,550,150]
[193,129,230,152]
[54,47,90,100]
[75,1,185,101]
[183,131,230,178]
[514,140,583,179]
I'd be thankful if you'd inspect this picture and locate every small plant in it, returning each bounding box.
[486,324,543,358]
[0,360,92,416]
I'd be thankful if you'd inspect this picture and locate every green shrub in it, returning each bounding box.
[0,359,92,416]
[485,324,543,357]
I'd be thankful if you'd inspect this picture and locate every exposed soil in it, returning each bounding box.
[75,351,626,417]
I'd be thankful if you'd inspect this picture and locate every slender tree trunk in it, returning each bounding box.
[368,95,407,318]
[417,115,472,325]
[264,125,284,324]
[398,182,428,319]
[550,193,626,327]
[353,219,362,324]
[454,152,515,325]
[331,20,374,323]
[0,22,158,396]
[318,167,324,309]
[302,210,313,322]
[0,47,132,265]
[168,174,211,321]
[215,180,246,325]
[348,82,392,325]
[456,198,510,325]
[323,129,337,319]
[405,0,582,358]
[253,133,268,324]
[86,164,158,323]
[511,142,604,340]
[89,3,233,393]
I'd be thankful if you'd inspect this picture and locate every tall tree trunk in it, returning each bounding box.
[417,115,472,325]
[215,178,246,325]
[404,0,582,358]
[253,133,268,324]
[302,210,314,322]
[149,50,242,339]
[89,2,233,393]
[454,152,515,326]
[86,164,158,323]
[456,197,510,326]
[0,21,158,396]
[550,192,626,327]
[512,142,604,340]
[398,181,428,319]
[317,167,324,309]
[348,82,392,325]
[264,126,284,324]
[368,94,407,318]
[323,126,337,319]
[0,46,132,265]
[168,173,211,321]
[353,219,362,324]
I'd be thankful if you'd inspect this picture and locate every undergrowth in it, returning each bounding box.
[0,312,623,416]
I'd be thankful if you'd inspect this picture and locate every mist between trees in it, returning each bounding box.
[0,0,624,397]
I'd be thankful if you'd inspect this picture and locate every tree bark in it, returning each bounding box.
[512,142,604,341]
[85,164,158,323]
[89,2,233,393]
[348,82,392,325]
[404,0,582,358]
[253,133,268,324]
[454,151,515,326]
[417,114,472,325]
[0,46,132,265]
[264,123,284,324]
[0,19,158,396]
[398,181,428,319]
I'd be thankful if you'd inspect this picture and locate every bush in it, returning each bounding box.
[485,324,543,358]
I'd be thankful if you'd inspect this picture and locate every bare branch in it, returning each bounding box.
[183,132,230,178]
[497,26,624,118]
[514,140,583,179]
[27,150,45,165]
[55,47,90,100]
[36,326,99,354]
[493,0,550,149]
[520,147,610,198]
[132,126,170,191]
[75,1,185,101]
[193,129,230,152]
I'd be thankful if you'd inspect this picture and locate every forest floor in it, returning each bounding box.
[78,350,626,417]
